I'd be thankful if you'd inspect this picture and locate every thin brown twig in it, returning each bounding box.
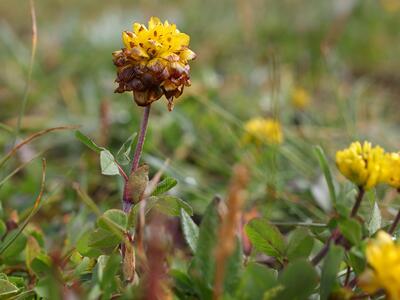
[0,125,79,169]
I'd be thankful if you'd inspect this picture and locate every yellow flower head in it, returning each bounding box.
[380,152,400,190]
[381,0,400,13]
[291,87,311,110]
[243,118,283,146]
[335,141,384,189]
[113,17,196,110]
[359,231,400,300]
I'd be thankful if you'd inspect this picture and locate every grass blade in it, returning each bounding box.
[313,145,337,205]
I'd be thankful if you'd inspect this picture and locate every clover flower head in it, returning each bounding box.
[380,152,400,190]
[359,231,400,300]
[291,87,310,110]
[112,17,196,110]
[243,118,283,146]
[335,141,384,189]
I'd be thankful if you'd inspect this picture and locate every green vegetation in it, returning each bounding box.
[1,0,400,299]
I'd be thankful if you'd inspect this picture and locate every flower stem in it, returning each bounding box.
[122,104,151,213]
[311,187,365,265]
[131,105,151,174]
[350,186,365,217]
[311,229,339,266]
[389,209,400,235]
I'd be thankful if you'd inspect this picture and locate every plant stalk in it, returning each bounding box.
[350,186,365,217]
[311,187,365,265]
[389,210,400,235]
[122,104,151,213]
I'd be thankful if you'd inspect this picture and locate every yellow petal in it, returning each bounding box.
[130,46,149,59]
[133,22,146,34]
[180,48,196,62]
[122,31,134,49]
[148,17,161,29]
[160,52,180,62]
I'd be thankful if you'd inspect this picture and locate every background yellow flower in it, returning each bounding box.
[291,87,311,110]
[336,141,384,189]
[380,152,400,190]
[243,118,283,146]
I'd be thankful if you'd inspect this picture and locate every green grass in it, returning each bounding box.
[1,0,400,298]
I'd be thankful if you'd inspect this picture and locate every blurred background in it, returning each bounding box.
[1,0,400,247]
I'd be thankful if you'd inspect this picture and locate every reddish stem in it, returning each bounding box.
[123,105,151,213]
[311,187,365,266]
[389,209,400,234]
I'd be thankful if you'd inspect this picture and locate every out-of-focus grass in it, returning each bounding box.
[0,0,399,232]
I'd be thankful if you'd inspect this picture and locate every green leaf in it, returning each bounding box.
[31,254,52,277]
[34,276,60,300]
[313,146,337,205]
[128,165,149,204]
[170,270,198,299]
[74,257,95,277]
[338,218,362,246]
[97,209,127,234]
[368,202,381,235]
[127,196,159,229]
[274,259,318,300]
[191,198,220,298]
[236,263,277,300]
[116,133,137,165]
[223,239,243,295]
[180,208,199,253]
[0,279,19,298]
[76,230,102,258]
[0,220,6,239]
[245,218,286,261]
[88,228,121,250]
[75,130,103,153]
[7,276,24,290]
[348,245,366,275]
[152,176,178,196]
[99,254,121,299]
[25,236,41,273]
[0,231,27,261]
[155,196,193,216]
[320,245,344,300]
[286,228,314,261]
[100,150,120,176]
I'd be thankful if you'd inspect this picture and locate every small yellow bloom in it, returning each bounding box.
[113,17,196,110]
[291,87,310,110]
[336,141,384,189]
[380,152,400,190]
[359,231,400,300]
[243,118,283,146]
[381,0,400,13]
